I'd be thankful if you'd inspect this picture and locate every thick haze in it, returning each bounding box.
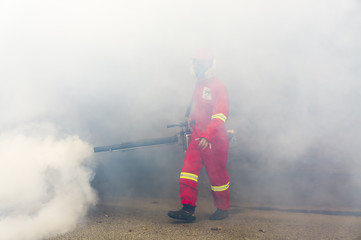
[1,0,361,239]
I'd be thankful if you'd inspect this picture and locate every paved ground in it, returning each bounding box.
[48,197,361,240]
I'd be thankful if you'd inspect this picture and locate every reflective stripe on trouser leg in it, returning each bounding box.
[211,182,230,192]
[180,172,198,182]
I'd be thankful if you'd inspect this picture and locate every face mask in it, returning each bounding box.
[192,59,212,80]
[193,63,207,79]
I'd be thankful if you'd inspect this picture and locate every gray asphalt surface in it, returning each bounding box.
[47,197,361,240]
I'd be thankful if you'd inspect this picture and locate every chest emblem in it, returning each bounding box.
[202,87,212,100]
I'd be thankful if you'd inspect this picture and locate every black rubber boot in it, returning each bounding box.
[168,204,196,222]
[209,208,228,220]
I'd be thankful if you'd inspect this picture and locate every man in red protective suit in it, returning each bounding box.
[168,49,230,222]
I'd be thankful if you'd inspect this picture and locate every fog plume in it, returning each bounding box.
[0,124,96,240]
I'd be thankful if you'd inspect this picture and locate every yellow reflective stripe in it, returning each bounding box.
[211,182,230,192]
[211,113,227,122]
[180,172,198,182]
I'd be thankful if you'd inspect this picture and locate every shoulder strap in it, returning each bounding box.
[185,86,196,118]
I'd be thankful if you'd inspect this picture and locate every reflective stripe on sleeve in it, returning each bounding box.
[211,182,230,192]
[211,113,227,122]
[180,172,198,182]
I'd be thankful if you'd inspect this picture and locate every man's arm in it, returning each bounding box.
[200,81,229,145]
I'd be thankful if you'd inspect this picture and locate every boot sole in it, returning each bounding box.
[168,212,196,222]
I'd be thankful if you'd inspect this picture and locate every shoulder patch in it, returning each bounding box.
[202,87,212,100]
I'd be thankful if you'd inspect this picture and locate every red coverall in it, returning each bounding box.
[180,77,230,210]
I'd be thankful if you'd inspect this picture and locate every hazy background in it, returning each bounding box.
[1,0,361,239]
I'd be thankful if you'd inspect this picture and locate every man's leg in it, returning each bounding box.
[168,140,203,221]
[203,140,230,219]
[180,141,203,207]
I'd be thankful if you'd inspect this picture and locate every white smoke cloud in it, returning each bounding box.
[0,124,96,240]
